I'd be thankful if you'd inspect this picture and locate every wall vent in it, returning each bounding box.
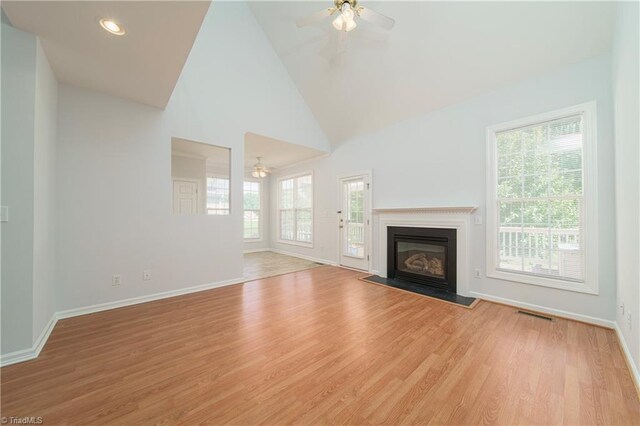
[516,310,554,321]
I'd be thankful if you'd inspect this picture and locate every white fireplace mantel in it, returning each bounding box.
[372,206,477,214]
[373,206,477,297]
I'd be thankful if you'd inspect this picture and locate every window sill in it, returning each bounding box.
[244,238,263,243]
[487,269,598,295]
[277,239,313,249]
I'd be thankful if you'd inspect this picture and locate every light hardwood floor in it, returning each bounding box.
[243,251,323,281]
[1,266,638,424]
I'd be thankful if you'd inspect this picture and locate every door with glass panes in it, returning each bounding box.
[339,174,370,271]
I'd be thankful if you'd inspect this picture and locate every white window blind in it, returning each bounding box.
[207,177,229,215]
[279,174,313,244]
[243,181,261,239]
[494,113,585,282]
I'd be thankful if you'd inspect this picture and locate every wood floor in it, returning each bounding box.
[1,267,638,425]
[243,251,322,281]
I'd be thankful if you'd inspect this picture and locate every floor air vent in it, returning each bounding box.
[516,310,554,321]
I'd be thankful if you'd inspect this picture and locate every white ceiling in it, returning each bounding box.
[249,1,616,144]
[244,132,327,171]
[2,1,210,109]
[172,137,230,162]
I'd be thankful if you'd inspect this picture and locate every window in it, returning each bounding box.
[243,181,261,239]
[207,176,229,215]
[486,102,598,294]
[278,173,313,245]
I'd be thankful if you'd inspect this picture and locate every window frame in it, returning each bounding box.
[243,179,263,241]
[206,174,230,216]
[485,102,598,294]
[277,171,314,248]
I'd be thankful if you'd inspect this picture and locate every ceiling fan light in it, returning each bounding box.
[252,157,268,179]
[344,19,357,32]
[332,17,357,32]
[332,14,345,31]
[332,4,357,32]
[252,169,267,179]
[341,3,355,21]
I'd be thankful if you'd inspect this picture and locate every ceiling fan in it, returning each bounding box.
[251,157,269,179]
[296,0,395,33]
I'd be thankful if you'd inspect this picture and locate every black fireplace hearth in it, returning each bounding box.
[387,226,457,293]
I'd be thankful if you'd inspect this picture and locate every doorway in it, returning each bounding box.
[339,173,371,271]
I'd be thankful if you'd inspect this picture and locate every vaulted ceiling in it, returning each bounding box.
[248,1,616,144]
[2,1,617,146]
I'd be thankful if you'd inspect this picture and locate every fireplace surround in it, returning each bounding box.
[374,206,476,297]
[387,226,457,292]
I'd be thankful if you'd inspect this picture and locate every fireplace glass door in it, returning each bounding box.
[396,241,447,280]
[387,226,456,292]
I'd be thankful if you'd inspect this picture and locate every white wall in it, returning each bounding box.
[55,2,329,312]
[32,39,58,340]
[271,54,617,322]
[243,174,270,253]
[612,1,640,371]
[1,23,36,354]
[1,24,58,356]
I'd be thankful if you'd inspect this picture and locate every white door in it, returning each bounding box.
[339,174,371,271]
[173,180,199,214]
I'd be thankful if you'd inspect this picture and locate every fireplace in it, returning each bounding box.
[387,226,457,293]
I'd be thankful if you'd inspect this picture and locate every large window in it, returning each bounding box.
[486,102,598,294]
[243,181,261,240]
[207,176,229,215]
[278,173,313,245]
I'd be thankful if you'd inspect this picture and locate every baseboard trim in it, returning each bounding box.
[243,248,271,254]
[269,248,337,266]
[57,276,245,320]
[0,313,58,367]
[614,322,640,397]
[470,291,615,329]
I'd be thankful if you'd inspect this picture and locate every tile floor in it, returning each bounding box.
[243,251,323,281]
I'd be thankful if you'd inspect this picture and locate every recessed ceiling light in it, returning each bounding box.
[99,18,126,36]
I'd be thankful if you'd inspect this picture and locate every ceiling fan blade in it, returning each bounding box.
[296,8,336,28]
[356,7,395,30]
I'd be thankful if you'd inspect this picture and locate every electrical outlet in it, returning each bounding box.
[627,312,632,329]
[143,269,152,281]
[0,206,8,222]
[112,274,121,286]
[474,268,481,279]
[620,301,625,315]
[474,215,483,225]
